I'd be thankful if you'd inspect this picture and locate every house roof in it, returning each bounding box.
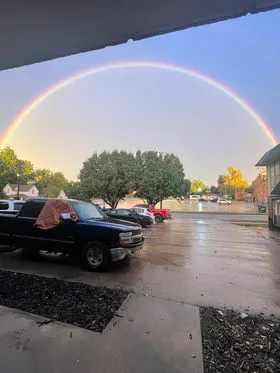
[271,181,280,196]
[7,184,37,192]
[256,144,280,167]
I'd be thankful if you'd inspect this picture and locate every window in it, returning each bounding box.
[19,201,45,218]
[275,162,280,181]
[14,203,24,211]
[117,209,130,216]
[72,201,106,221]
[107,209,117,215]
[134,208,144,213]
[0,202,9,210]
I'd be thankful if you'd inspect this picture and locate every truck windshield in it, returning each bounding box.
[72,201,106,221]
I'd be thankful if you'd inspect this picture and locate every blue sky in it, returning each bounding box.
[0,10,279,184]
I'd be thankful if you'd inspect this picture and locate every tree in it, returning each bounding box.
[223,167,249,194]
[181,179,191,198]
[64,181,83,200]
[0,147,35,191]
[217,175,225,195]
[79,150,137,208]
[190,180,207,194]
[210,185,219,195]
[35,169,68,198]
[136,151,185,206]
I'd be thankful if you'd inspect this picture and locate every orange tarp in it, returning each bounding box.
[35,199,78,230]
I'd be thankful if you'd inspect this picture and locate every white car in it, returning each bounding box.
[218,199,232,205]
[190,195,200,201]
[0,200,25,213]
[133,207,155,223]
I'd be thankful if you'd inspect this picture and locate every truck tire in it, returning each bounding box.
[80,241,110,270]
[155,214,163,223]
[21,247,39,260]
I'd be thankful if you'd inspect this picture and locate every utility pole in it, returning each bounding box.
[16,172,20,200]
[16,160,22,200]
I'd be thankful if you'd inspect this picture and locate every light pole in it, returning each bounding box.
[16,172,20,200]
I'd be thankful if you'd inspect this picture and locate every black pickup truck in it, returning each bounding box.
[0,198,144,270]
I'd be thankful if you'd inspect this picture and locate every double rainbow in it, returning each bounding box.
[0,61,278,147]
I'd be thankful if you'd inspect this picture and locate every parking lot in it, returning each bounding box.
[0,215,278,314]
[0,215,279,372]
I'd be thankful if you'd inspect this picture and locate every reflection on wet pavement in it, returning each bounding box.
[115,197,261,213]
[0,218,279,315]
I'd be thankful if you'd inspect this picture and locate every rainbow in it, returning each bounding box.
[0,61,278,147]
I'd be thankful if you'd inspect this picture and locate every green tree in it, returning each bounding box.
[210,185,219,194]
[79,150,137,208]
[35,169,68,198]
[0,147,35,191]
[218,175,225,195]
[181,179,191,198]
[136,151,185,206]
[64,181,83,200]
[190,179,207,194]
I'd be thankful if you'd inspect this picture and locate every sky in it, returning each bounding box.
[0,10,279,185]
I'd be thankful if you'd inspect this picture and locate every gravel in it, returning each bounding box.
[200,307,280,373]
[0,269,128,332]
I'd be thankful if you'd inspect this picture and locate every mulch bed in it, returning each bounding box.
[0,269,128,332]
[200,307,280,373]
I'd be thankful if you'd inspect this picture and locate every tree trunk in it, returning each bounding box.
[160,198,163,209]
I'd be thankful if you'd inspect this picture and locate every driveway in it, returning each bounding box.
[0,217,279,372]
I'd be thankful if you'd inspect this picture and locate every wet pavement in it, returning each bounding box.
[0,216,279,314]
[103,197,262,214]
[0,216,280,372]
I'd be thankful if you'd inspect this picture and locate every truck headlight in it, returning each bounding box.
[119,232,133,245]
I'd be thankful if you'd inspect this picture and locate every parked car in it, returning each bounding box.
[190,195,200,201]
[0,200,25,214]
[0,198,144,270]
[133,207,155,223]
[199,197,208,202]
[134,204,171,223]
[209,196,219,202]
[218,198,232,205]
[105,208,153,227]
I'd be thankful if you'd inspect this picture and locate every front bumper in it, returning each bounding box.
[110,238,144,262]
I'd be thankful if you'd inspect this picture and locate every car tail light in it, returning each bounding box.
[147,212,152,216]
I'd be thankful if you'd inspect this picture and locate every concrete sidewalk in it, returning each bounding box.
[0,294,204,373]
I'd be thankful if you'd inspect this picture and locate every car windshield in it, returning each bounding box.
[72,201,106,221]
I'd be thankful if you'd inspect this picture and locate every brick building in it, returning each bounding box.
[256,144,280,228]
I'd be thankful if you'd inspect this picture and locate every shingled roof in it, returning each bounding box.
[8,184,36,192]
[256,144,280,167]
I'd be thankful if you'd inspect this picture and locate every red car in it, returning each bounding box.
[134,204,171,223]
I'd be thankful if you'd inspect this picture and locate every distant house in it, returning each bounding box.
[256,144,280,228]
[57,190,67,199]
[3,184,39,200]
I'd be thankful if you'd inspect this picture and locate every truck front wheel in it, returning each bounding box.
[155,214,163,223]
[80,241,110,270]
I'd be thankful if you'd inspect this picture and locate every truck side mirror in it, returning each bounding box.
[60,212,71,221]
